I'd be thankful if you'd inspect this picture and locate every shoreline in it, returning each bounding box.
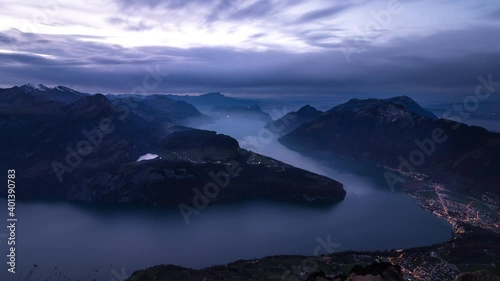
[125,179,499,280]
[3,177,498,280]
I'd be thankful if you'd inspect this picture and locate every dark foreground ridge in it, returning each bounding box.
[127,262,405,281]
[126,222,500,280]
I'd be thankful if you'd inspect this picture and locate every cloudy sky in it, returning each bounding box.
[0,0,499,96]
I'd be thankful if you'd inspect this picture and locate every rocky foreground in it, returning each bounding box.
[126,221,499,281]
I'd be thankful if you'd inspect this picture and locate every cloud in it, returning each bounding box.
[0,0,498,97]
[227,0,277,20]
[295,4,352,23]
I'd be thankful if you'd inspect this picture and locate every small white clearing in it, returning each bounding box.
[137,153,159,162]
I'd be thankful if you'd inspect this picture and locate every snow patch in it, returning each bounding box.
[36,84,50,91]
[56,86,80,94]
[136,153,159,162]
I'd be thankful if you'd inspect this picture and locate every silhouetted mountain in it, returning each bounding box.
[280,97,500,194]
[331,96,438,120]
[165,92,263,110]
[265,105,323,136]
[192,92,227,102]
[127,260,404,281]
[0,93,345,206]
[209,105,272,122]
[0,84,89,113]
[110,94,211,126]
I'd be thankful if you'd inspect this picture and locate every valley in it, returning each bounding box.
[0,86,498,281]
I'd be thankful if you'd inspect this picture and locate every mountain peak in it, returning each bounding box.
[387,96,438,120]
[297,104,320,115]
[248,105,262,111]
[20,84,36,91]
[264,104,323,136]
[36,84,50,91]
[19,84,52,92]
[63,94,112,117]
[55,85,81,94]
[392,95,412,101]
[331,96,437,120]
[202,92,225,98]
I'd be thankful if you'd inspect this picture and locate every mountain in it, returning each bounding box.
[0,84,89,113]
[0,93,162,199]
[0,92,345,206]
[110,94,211,126]
[330,96,438,120]
[165,92,262,110]
[265,105,323,136]
[279,96,500,194]
[209,105,272,122]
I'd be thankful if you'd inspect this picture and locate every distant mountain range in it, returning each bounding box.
[2,86,498,280]
[0,85,346,206]
[108,94,211,127]
[209,104,272,122]
[279,96,500,194]
[0,84,89,112]
[165,92,263,111]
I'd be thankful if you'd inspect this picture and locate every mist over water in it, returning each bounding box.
[424,101,500,133]
[250,94,500,133]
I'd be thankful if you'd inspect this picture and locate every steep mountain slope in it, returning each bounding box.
[265,105,323,136]
[110,94,211,126]
[209,105,272,122]
[165,92,262,110]
[0,90,345,206]
[330,96,438,120]
[279,96,500,193]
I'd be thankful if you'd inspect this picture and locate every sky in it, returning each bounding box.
[0,0,499,97]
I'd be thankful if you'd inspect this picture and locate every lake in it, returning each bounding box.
[0,117,453,281]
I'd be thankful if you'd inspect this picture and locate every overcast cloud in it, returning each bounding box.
[0,0,499,96]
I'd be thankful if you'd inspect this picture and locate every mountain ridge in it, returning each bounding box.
[0,88,346,206]
[279,96,500,194]
[265,104,323,136]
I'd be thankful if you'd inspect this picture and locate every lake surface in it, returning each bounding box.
[0,117,453,281]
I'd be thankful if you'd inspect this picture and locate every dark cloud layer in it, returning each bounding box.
[0,0,499,97]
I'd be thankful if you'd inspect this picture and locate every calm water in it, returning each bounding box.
[0,117,453,280]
